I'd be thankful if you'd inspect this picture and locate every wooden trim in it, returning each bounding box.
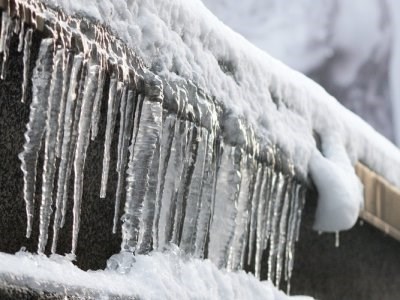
[356,163,400,242]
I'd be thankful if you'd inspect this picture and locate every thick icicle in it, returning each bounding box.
[38,49,64,253]
[171,122,197,245]
[71,64,100,255]
[90,68,105,140]
[51,54,84,253]
[121,76,163,253]
[100,76,120,198]
[180,128,208,254]
[227,153,252,271]
[113,89,136,234]
[267,174,287,283]
[247,163,264,265]
[285,183,301,294]
[21,28,33,103]
[18,39,54,238]
[208,145,241,268]
[194,132,217,258]
[254,167,271,278]
[137,139,161,253]
[152,114,176,249]
[154,116,180,249]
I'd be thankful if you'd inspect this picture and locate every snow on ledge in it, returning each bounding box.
[36,0,400,231]
[0,251,312,300]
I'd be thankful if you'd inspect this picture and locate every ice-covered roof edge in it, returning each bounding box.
[4,0,400,233]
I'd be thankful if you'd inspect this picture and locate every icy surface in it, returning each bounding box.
[0,251,313,300]
[43,0,400,188]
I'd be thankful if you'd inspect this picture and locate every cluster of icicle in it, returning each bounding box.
[0,0,306,291]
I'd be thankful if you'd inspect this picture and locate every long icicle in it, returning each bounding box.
[51,54,84,253]
[180,127,208,254]
[247,163,264,265]
[100,75,120,198]
[121,99,162,252]
[137,138,161,253]
[113,89,136,234]
[55,52,74,158]
[21,28,33,103]
[71,64,100,255]
[152,114,176,249]
[155,116,180,249]
[60,60,88,228]
[193,131,216,258]
[90,67,105,140]
[18,39,54,239]
[38,49,64,253]
[208,145,242,268]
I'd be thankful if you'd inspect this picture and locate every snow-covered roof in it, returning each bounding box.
[39,0,400,232]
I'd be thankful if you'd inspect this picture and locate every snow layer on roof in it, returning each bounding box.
[0,251,312,300]
[40,0,400,231]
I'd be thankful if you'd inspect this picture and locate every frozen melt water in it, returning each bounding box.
[1,1,307,292]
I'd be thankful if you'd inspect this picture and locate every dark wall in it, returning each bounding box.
[291,192,400,300]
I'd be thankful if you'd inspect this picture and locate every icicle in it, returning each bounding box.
[254,167,271,278]
[38,49,64,253]
[100,76,120,198]
[155,117,181,249]
[227,153,252,271]
[17,21,25,52]
[113,89,136,234]
[247,164,264,265]
[285,183,301,294]
[208,145,241,269]
[137,139,161,253]
[267,174,287,283]
[19,39,54,239]
[180,128,208,254]
[275,178,292,288]
[193,131,217,258]
[60,60,88,228]
[116,86,128,174]
[55,52,73,157]
[90,68,105,140]
[0,11,13,80]
[51,54,84,253]
[171,122,197,245]
[121,77,163,252]
[71,64,100,255]
[152,114,176,249]
[295,187,306,242]
[335,231,340,248]
[21,28,33,103]
[0,12,10,55]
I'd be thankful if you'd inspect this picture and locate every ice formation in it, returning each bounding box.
[1,0,400,297]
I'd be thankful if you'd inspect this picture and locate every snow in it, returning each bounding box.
[203,0,399,144]
[0,251,313,300]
